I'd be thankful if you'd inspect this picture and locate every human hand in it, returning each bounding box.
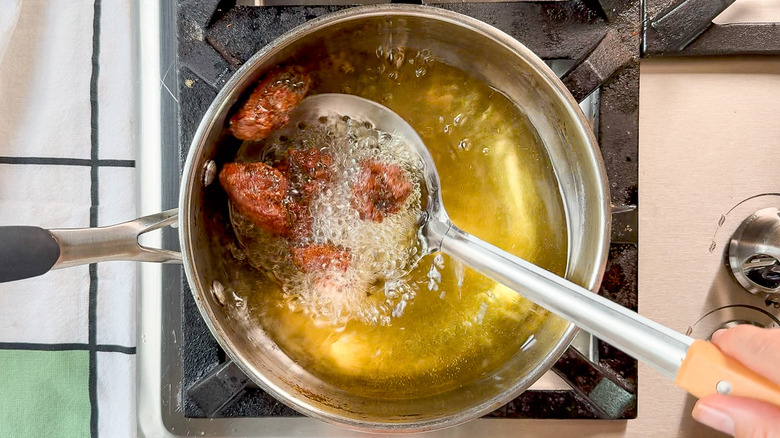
[692,325,780,437]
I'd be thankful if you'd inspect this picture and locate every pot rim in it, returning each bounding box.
[179,4,611,433]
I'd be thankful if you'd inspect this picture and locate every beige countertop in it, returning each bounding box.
[632,56,780,438]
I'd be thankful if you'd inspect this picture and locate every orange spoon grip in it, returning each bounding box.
[675,339,780,406]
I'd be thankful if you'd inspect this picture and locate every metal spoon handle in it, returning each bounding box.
[439,223,693,379]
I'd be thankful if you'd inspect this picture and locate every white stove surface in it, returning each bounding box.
[633,55,780,438]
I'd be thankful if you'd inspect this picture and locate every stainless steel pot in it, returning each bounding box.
[179,5,609,432]
[0,5,610,433]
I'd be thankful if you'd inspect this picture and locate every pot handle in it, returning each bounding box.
[0,209,181,283]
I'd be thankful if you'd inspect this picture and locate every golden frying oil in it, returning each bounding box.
[233,47,568,398]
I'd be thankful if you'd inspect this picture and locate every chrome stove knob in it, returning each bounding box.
[728,207,780,297]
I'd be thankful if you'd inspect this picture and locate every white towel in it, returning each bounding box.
[0,1,137,437]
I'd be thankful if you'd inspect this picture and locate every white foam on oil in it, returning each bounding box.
[231,114,425,326]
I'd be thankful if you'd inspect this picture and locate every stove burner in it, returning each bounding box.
[686,305,780,340]
[729,208,780,297]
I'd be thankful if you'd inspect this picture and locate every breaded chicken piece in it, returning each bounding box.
[351,159,413,222]
[291,243,350,273]
[219,162,290,235]
[229,66,311,141]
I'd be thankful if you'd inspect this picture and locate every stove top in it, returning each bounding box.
[135,0,780,436]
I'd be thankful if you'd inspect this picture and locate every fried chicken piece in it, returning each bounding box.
[287,148,332,180]
[219,162,290,235]
[351,159,413,222]
[280,148,333,202]
[229,66,311,141]
[287,202,313,247]
[291,244,350,273]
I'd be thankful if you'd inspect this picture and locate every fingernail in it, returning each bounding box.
[710,328,726,343]
[692,403,735,436]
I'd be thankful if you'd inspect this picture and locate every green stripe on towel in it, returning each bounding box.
[0,349,90,437]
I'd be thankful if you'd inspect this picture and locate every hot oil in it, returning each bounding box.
[229,47,568,398]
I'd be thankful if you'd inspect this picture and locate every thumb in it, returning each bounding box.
[694,394,780,437]
[710,326,780,387]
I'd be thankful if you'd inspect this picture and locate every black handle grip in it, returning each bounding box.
[0,226,61,283]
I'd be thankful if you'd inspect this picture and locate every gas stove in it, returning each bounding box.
[136,0,780,436]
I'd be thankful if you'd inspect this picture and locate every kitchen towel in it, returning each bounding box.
[0,1,137,437]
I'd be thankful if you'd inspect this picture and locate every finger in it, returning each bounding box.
[711,326,780,387]
[694,394,780,438]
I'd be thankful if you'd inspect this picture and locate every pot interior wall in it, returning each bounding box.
[180,7,608,431]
